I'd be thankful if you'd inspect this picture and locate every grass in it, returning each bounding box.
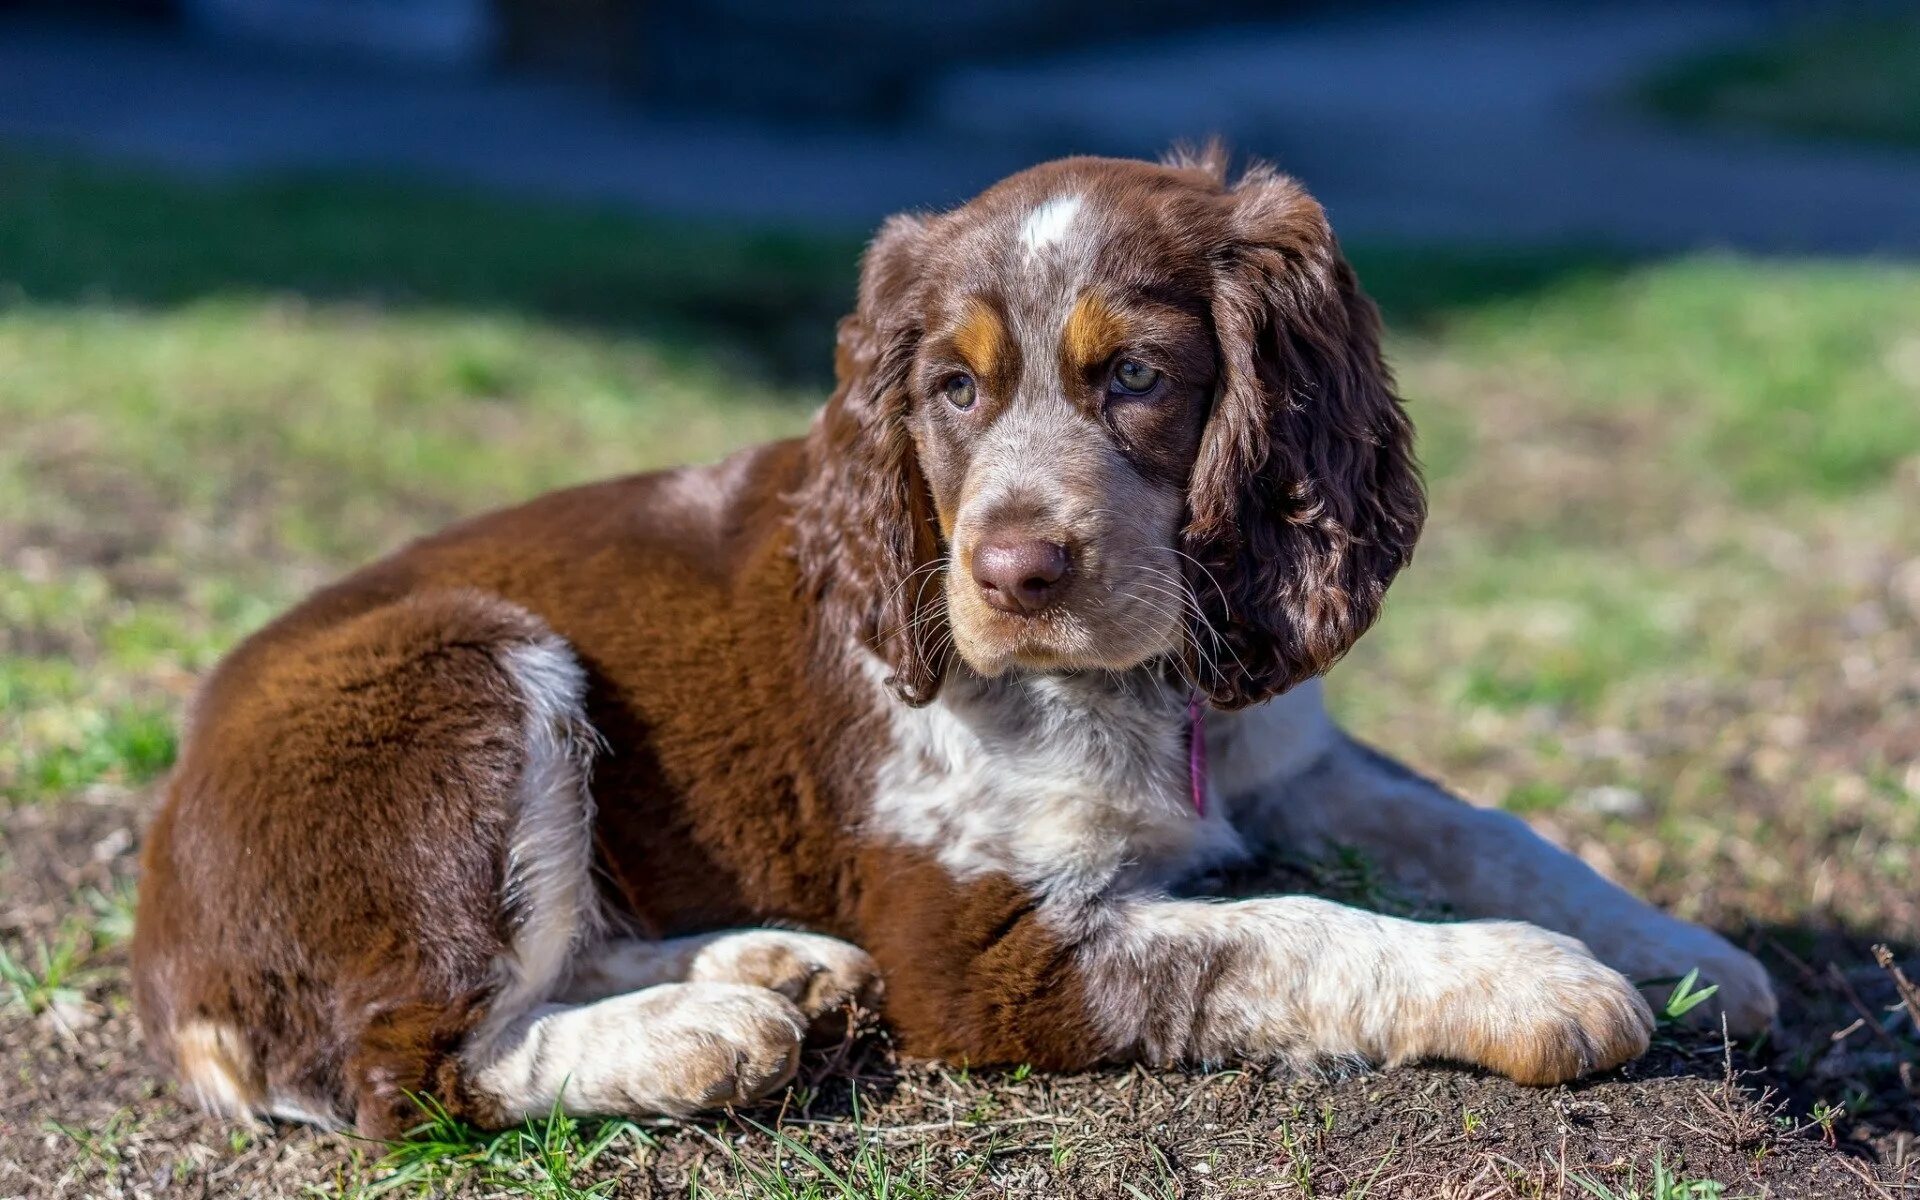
[0,923,96,1019]
[0,148,1915,1196]
[1640,11,1920,149]
[703,1108,961,1200]
[1568,1153,1733,1200]
[1660,970,1722,1025]
[0,151,827,809]
[352,1097,643,1199]
[45,1108,140,1173]
[0,153,862,374]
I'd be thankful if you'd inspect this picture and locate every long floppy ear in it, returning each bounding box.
[791,214,947,705]
[1184,166,1426,709]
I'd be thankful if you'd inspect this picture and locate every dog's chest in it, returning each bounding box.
[863,668,1244,898]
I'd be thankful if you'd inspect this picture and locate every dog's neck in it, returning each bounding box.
[862,654,1244,901]
[951,661,1185,719]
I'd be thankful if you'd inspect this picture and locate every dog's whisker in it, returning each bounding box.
[1130,569,1234,685]
[869,559,953,648]
[1145,556,1248,687]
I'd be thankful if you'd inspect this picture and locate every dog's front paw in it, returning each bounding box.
[1411,922,1654,1085]
[621,982,807,1114]
[1597,919,1777,1039]
[527,981,806,1117]
[687,930,882,1023]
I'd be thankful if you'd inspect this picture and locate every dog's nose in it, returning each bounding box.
[973,537,1071,615]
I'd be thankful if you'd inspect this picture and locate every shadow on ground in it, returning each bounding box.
[0,149,1665,387]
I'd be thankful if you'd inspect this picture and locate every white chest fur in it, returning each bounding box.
[863,661,1262,901]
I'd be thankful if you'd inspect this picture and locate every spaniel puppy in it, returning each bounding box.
[132,150,1775,1136]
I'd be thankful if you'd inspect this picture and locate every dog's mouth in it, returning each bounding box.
[964,607,1083,671]
[944,567,1186,677]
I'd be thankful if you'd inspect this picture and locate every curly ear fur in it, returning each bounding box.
[1184,165,1426,709]
[791,214,947,705]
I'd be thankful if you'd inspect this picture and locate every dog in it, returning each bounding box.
[132,149,1776,1137]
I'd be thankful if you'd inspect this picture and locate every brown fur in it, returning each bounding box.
[1184,162,1424,708]
[133,151,1431,1135]
[851,845,1104,1067]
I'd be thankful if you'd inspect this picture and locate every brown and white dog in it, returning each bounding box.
[132,150,1776,1137]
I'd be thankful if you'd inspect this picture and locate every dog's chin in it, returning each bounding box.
[949,604,1182,679]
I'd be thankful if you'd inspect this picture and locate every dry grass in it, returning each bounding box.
[1,151,1916,1197]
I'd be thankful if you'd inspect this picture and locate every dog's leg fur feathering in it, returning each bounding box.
[1212,681,1777,1035]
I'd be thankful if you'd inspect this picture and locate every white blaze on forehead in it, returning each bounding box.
[1019,194,1083,258]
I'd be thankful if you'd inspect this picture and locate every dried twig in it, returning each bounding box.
[1828,962,1907,1052]
[1833,1150,1901,1200]
[750,1112,1079,1140]
[1873,945,1920,1040]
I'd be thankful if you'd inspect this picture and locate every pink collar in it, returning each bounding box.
[1188,693,1208,818]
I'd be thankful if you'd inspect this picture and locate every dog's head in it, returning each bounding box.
[795,149,1424,709]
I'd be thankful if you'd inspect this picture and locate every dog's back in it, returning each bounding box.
[132,443,870,1134]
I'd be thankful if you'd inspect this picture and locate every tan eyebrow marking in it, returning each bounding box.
[1062,291,1127,375]
[952,299,1005,381]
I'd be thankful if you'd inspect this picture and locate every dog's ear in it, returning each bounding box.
[1184,166,1425,709]
[793,214,947,705]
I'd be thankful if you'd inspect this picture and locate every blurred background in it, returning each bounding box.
[6,0,1920,243]
[1,0,1918,1191]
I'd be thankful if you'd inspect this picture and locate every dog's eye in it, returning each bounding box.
[942,374,977,411]
[1111,360,1161,396]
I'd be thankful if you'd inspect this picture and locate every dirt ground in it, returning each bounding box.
[2,784,1913,1198]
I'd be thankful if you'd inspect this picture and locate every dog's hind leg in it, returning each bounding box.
[135,588,810,1135]
[384,605,815,1123]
